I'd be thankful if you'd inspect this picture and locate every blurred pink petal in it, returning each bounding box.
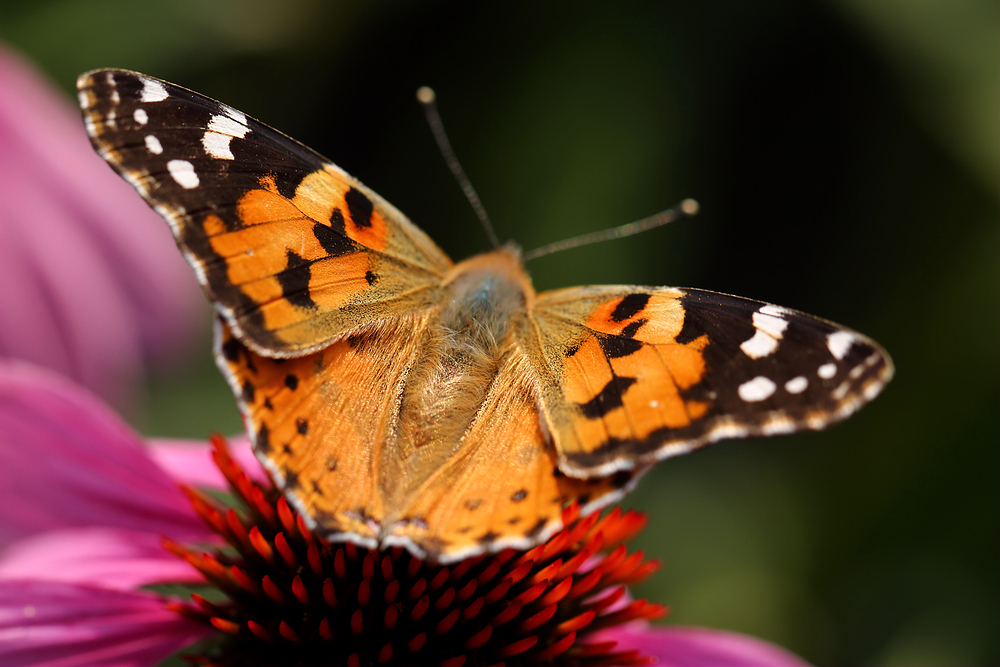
[0,45,204,404]
[0,359,212,544]
[0,580,211,667]
[0,527,205,591]
[597,623,811,667]
[148,434,268,487]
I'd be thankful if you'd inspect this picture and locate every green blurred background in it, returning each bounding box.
[3,1,996,664]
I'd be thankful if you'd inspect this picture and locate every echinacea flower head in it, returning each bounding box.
[0,46,203,405]
[0,360,809,666]
[169,435,664,666]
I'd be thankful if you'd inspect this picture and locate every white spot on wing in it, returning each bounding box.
[706,419,750,440]
[738,376,776,402]
[785,376,808,394]
[739,308,789,359]
[202,109,250,160]
[223,106,248,126]
[827,331,856,360]
[133,108,148,125]
[862,381,884,401]
[759,304,789,317]
[154,203,183,236]
[740,330,778,358]
[818,363,837,379]
[753,311,788,338]
[832,381,851,400]
[78,91,90,109]
[167,159,199,189]
[140,78,169,103]
[201,132,234,160]
[122,169,149,197]
[144,135,163,154]
[761,415,797,435]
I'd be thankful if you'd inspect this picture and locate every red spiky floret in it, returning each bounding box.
[169,435,666,666]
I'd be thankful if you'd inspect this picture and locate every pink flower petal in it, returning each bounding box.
[0,360,211,543]
[0,45,204,404]
[0,527,205,591]
[148,434,269,487]
[0,580,209,666]
[595,623,811,667]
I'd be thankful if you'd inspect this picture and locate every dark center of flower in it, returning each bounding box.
[165,436,665,666]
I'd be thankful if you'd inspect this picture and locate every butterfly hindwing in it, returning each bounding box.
[531,286,893,476]
[217,313,442,548]
[78,69,452,355]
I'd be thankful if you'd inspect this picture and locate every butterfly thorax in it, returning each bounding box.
[384,248,537,511]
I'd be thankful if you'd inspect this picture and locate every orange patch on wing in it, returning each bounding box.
[631,294,685,342]
[308,253,373,309]
[254,292,310,332]
[585,292,685,340]
[258,173,280,193]
[609,346,688,432]
[562,336,612,405]
[573,415,612,451]
[601,402,637,441]
[657,334,708,390]
[238,275,284,306]
[238,188,304,227]
[210,222,312,286]
[202,214,226,236]
[586,298,636,335]
[686,400,710,420]
[346,209,388,251]
[291,170,340,224]
[285,167,390,252]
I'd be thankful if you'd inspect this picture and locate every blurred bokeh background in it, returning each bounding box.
[1,1,996,664]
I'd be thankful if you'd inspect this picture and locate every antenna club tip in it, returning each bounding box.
[416,86,436,104]
[680,198,700,216]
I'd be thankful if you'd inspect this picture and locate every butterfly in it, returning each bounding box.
[78,69,893,563]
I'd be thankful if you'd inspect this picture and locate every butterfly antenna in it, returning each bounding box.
[417,87,500,249]
[522,198,700,261]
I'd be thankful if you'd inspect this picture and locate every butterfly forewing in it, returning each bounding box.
[78,69,452,355]
[532,287,893,476]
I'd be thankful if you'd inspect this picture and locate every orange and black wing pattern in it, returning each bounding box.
[531,287,893,476]
[78,69,452,355]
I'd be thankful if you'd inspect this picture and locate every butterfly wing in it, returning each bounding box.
[78,69,452,356]
[383,337,651,563]
[216,313,439,547]
[530,286,894,476]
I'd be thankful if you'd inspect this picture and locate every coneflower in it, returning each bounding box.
[0,361,810,667]
[169,436,665,666]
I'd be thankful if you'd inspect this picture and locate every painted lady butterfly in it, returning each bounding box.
[78,70,893,562]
